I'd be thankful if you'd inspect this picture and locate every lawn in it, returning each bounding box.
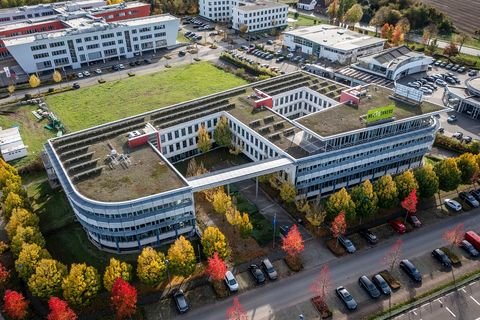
[45,61,247,132]
[288,12,327,27]
[177,31,190,43]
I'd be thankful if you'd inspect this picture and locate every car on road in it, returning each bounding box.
[460,240,479,257]
[372,274,391,295]
[389,220,406,234]
[407,215,422,228]
[173,289,189,313]
[463,136,473,143]
[459,192,480,208]
[452,131,463,139]
[72,82,80,89]
[358,275,381,298]
[400,259,422,283]
[94,68,102,74]
[77,72,84,78]
[338,235,356,253]
[336,286,358,310]
[261,258,278,280]
[359,229,378,244]
[444,199,463,212]
[224,270,239,292]
[432,248,452,269]
[248,264,265,285]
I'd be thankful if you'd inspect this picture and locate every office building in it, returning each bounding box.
[0,127,27,162]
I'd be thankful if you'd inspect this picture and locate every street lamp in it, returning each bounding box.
[165,259,171,292]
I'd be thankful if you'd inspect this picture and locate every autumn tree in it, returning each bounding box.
[11,226,45,256]
[456,33,470,53]
[435,158,462,191]
[343,3,363,28]
[211,189,232,215]
[380,23,394,41]
[6,208,39,240]
[443,223,464,249]
[401,189,418,214]
[62,263,101,307]
[111,278,137,320]
[185,158,208,178]
[414,164,439,198]
[394,170,419,201]
[197,124,212,153]
[422,24,438,45]
[226,297,248,320]
[47,297,77,320]
[304,201,327,228]
[28,259,67,299]
[443,41,459,57]
[15,243,51,281]
[104,258,133,292]
[330,211,347,247]
[167,236,196,277]
[350,180,378,223]
[310,265,331,312]
[281,224,304,260]
[2,192,23,220]
[213,116,232,147]
[3,290,28,320]
[375,174,398,208]
[391,24,405,45]
[325,188,355,221]
[383,239,402,273]
[327,0,339,23]
[456,153,479,184]
[239,213,253,239]
[29,74,40,88]
[279,181,296,203]
[201,226,231,260]
[0,263,10,287]
[205,252,227,282]
[136,247,167,286]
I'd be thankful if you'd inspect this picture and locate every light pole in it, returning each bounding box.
[165,259,171,293]
[272,213,277,248]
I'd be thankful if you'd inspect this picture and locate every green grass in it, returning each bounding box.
[288,12,327,27]
[45,61,247,132]
[177,31,190,43]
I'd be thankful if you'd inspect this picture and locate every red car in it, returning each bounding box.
[389,220,406,234]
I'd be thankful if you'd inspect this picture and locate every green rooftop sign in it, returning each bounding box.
[367,105,394,123]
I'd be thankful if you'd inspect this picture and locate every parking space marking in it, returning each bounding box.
[412,308,417,315]
[458,287,467,293]
[470,295,480,306]
[445,307,456,317]
[445,292,453,297]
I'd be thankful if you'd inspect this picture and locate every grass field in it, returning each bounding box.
[288,12,327,27]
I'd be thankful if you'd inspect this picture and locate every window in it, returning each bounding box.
[140,34,153,40]
[49,41,65,48]
[52,49,66,56]
[154,25,165,30]
[139,27,151,33]
[53,57,69,66]
[102,41,115,47]
[154,32,166,37]
[33,52,49,59]
[31,44,47,51]
[75,38,82,43]
[101,33,114,39]
[86,44,100,50]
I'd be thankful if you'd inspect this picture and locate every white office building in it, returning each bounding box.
[297,0,317,11]
[199,0,239,22]
[0,127,27,162]
[283,24,385,64]
[232,1,288,33]
[3,13,179,74]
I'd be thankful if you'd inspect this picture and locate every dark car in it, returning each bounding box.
[470,189,480,202]
[135,60,142,65]
[432,248,452,269]
[338,235,356,253]
[173,289,189,313]
[129,61,136,67]
[144,59,152,64]
[72,82,80,89]
[400,259,422,283]
[358,275,381,298]
[372,274,391,295]
[460,240,479,257]
[336,286,358,310]
[407,215,422,228]
[248,264,265,285]
[261,258,278,280]
[459,192,480,208]
[178,50,186,56]
[359,229,378,244]
[112,64,119,71]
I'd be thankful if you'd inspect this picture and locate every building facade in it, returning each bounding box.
[232,1,288,33]
[199,0,239,22]
[442,76,480,119]
[297,0,317,11]
[0,127,27,162]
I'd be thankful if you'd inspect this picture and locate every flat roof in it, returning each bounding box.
[297,84,445,137]
[358,45,429,68]
[284,24,385,51]
[237,1,287,11]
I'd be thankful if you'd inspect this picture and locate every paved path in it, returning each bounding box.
[410,35,480,56]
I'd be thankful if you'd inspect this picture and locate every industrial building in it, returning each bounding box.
[43,71,445,252]
[0,127,27,162]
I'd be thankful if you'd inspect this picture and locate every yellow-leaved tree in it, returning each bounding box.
[279,181,296,204]
[226,207,242,226]
[29,74,41,88]
[6,208,39,240]
[197,124,211,153]
[201,226,231,260]
[28,259,67,299]
[11,226,45,256]
[62,263,101,307]
[15,243,51,282]
[2,192,23,220]
[211,189,232,215]
[137,247,167,286]
[103,258,133,291]
[239,213,253,239]
[167,236,196,277]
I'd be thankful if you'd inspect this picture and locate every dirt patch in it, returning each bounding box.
[326,238,346,257]
[379,270,401,290]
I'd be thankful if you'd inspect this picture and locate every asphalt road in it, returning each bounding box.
[179,210,480,320]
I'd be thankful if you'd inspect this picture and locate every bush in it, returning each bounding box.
[379,270,401,290]
[326,239,346,257]
[24,93,32,100]
[284,255,303,272]
[48,88,55,93]
[434,134,480,154]
[441,247,461,265]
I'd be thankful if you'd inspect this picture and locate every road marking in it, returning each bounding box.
[421,303,430,309]
[445,292,453,297]
[459,287,467,293]
[469,282,476,287]
[412,309,417,315]
[445,307,456,317]
[470,295,480,306]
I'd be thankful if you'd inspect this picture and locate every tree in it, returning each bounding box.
[279,181,296,203]
[281,224,304,259]
[443,223,464,249]
[304,201,327,227]
[205,252,227,282]
[350,180,378,223]
[310,265,331,312]
[226,206,242,227]
[226,297,248,320]
[327,0,339,23]
[104,258,133,292]
[337,0,356,21]
[47,297,77,320]
[383,239,402,273]
[201,226,231,260]
[0,263,10,287]
[28,74,40,88]
[28,259,67,299]
[167,236,196,277]
[213,116,232,147]
[2,192,23,220]
[239,213,253,239]
[3,290,28,320]
[375,174,398,208]
[414,164,439,198]
[239,24,248,35]
[401,189,418,213]
[394,170,418,201]
[211,189,232,215]
[456,33,470,53]
[62,263,101,307]
[456,153,479,184]
[197,124,211,153]
[443,41,459,57]
[52,70,62,84]
[343,4,363,27]
[325,188,356,221]
[11,226,45,256]
[380,23,394,41]
[111,278,137,320]
[6,208,39,240]
[136,247,167,286]
[185,158,208,178]
[15,243,51,281]
[422,24,438,45]
[426,38,439,55]
[330,211,347,246]
[391,24,405,45]
[435,158,462,191]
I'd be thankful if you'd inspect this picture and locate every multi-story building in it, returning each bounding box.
[44,71,445,252]
[199,0,239,23]
[3,13,179,73]
[283,24,386,64]
[232,1,288,33]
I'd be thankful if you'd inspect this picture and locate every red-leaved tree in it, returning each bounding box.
[309,265,331,312]
[383,239,403,273]
[226,297,248,320]
[281,224,304,259]
[206,252,227,282]
[47,297,77,320]
[401,189,418,214]
[0,262,10,286]
[111,278,137,320]
[3,290,28,320]
[443,223,465,249]
[330,211,347,248]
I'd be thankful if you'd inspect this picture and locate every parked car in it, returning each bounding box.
[144,58,152,64]
[336,286,358,310]
[83,71,90,77]
[389,220,406,234]
[463,136,473,143]
[459,192,480,208]
[444,199,463,212]
[178,50,186,56]
[94,68,102,74]
[460,240,479,257]
[248,264,265,285]
[77,72,84,78]
[118,64,125,70]
[438,127,444,134]
[372,274,391,295]
[112,65,119,71]
[173,289,189,313]
[358,275,381,298]
[399,259,422,283]
[224,271,239,292]
[359,229,378,244]
[452,131,463,139]
[468,70,478,77]
[465,231,480,251]
[470,189,480,201]
[72,82,80,89]
[419,87,433,94]
[435,79,447,86]
[407,215,422,228]
[261,258,278,280]
[432,248,452,269]
[338,235,356,253]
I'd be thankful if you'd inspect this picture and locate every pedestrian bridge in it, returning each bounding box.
[187,157,294,192]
